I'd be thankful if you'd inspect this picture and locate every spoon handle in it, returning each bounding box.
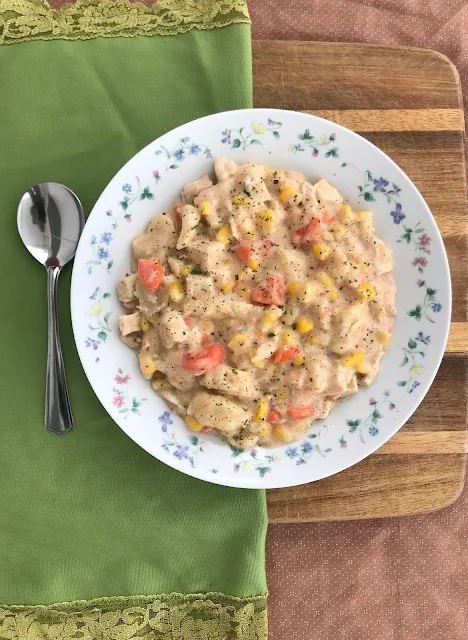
[45,266,74,435]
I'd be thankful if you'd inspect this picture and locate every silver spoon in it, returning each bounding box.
[17,183,84,435]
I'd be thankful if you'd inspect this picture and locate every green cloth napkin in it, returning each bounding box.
[0,2,268,638]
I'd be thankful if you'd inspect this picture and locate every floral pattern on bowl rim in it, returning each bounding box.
[71,108,451,490]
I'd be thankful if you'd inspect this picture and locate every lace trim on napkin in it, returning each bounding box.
[0,0,250,45]
[0,592,267,639]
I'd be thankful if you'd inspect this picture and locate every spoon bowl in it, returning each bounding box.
[17,182,84,435]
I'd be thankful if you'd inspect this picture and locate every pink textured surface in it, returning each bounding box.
[248,1,468,637]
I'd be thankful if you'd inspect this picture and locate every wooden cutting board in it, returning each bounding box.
[252,41,468,522]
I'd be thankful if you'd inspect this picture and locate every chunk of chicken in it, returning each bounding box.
[187,391,252,433]
[276,247,309,282]
[132,215,177,264]
[214,158,238,181]
[158,309,203,352]
[117,273,138,304]
[184,275,215,315]
[370,238,394,275]
[202,364,260,400]
[327,364,356,397]
[304,347,330,394]
[158,309,189,349]
[187,238,227,273]
[176,205,201,250]
[118,312,140,336]
[207,295,262,321]
[135,279,168,320]
[182,175,213,204]
[314,179,343,205]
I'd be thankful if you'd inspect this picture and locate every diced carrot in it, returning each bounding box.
[319,310,329,320]
[201,426,214,434]
[287,404,316,420]
[138,259,164,294]
[251,275,285,306]
[201,333,210,345]
[183,317,191,326]
[292,218,322,245]
[273,346,301,364]
[233,239,273,264]
[267,409,281,423]
[322,210,336,224]
[182,344,223,375]
[233,241,252,264]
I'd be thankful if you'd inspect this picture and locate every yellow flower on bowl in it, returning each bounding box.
[251,122,266,134]
[409,365,423,378]
[89,303,102,316]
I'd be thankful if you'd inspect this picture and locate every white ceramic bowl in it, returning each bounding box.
[71,109,451,489]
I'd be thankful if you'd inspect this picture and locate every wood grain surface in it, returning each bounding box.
[252,41,468,522]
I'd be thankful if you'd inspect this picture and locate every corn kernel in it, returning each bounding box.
[330,224,345,236]
[288,282,315,303]
[312,242,331,261]
[293,353,304,367]
[258,423,272,437]
[241,218,256,238]
[232,195,251,206]
[357,282,376,302]
[254,397,269,422]
[221,282,236,294]
[355,363,371,375]
[273,425,294,443]
[265,364,276,375]
[279,186,297,204]
[297,318,314,333]
[251,359,265,369]
[329,288,339,302]
[186,415,203,432]
[339,204,354,224]
[180,264,193,278]
[261,311,278,332]
[198,201,210,216]
[228,333,249,353]
[256,209,274,235]
[216,225,231,245]
[248,258,259,271]
[282,330,297,346]
[139,315,151,332]
[169,280,184,302]
[316,272,333,291]
[139,354,156,379]
[342,351,365,367]
[377,330,391,346]
[357,210,372,219]
[238,286,251,299]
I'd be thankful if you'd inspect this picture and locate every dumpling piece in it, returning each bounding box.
[187,391,252,433]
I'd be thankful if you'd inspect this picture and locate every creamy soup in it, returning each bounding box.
[117,158,396,448]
